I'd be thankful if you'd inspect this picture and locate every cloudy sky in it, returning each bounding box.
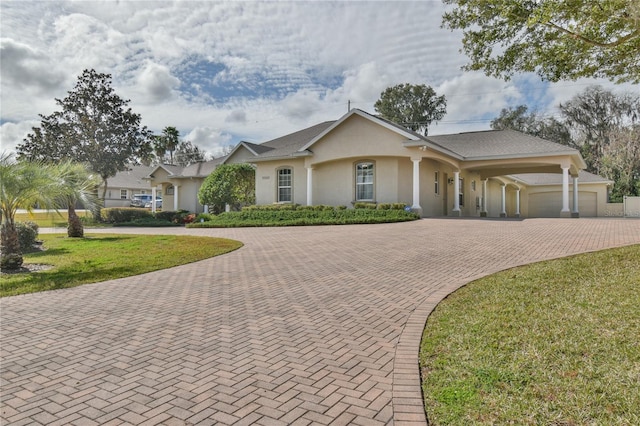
[1,1,636,158]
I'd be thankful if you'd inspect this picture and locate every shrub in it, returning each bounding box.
[16,221,39,253]
[187,207,419,228]
[196,213,216,222]
[354,202,377,209]
[101,207,152,224]
[154,210,191,224]
[243,204,299,211]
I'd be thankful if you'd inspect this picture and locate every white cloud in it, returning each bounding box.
[185,127,233,157]
[0,120,40,155]
[225,110,247,124]
[136,62,181,103]
[0,38,66,93]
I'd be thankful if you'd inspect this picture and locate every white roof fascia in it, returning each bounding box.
[463,151,586,166]
[298,109,422,152]
[403,140,464,160]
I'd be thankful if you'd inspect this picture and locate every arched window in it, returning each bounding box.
[278,168,292,202]
[355,162,374,201]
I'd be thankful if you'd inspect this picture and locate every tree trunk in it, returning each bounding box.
[1,222,23,270]
[67,204,84,238]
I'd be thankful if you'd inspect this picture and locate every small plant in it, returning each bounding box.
[16,221,40,253]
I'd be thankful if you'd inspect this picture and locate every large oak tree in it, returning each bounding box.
[442,0,640,83]
[491,86,640,201]
[18,69,153,200]
[374,84,447,136]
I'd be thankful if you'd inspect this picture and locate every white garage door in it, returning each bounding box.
[528,192,597,217]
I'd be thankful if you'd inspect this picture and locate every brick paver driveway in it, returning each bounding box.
[2,218,639,425]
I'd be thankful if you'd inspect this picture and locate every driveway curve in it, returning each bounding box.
[1,218,639,425]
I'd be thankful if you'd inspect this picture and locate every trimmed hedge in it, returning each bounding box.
[187,206,419,228]
[101,207,152,224]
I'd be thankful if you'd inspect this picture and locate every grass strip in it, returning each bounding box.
[14,211,93,228]
[419,244,640,425]
[1,234,242,297]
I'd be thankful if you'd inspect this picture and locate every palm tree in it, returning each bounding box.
[0,154,62,270]
[55,162,101,238]
[162,126,180,165]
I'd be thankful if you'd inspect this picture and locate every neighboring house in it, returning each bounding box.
[143,158,226,213]
[104,165,158,208]
[114,109,615,218]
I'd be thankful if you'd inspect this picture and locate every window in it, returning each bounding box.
[356,162,374,201]
[166,185,174,195]
[120,189,128,199]
[278,168,292,202]
[434,171,440,195]
[459,178,464,207]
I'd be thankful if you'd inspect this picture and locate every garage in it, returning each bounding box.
[528,191,598,217]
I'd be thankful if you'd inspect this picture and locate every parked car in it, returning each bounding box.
[130,194,159,208]
[144,199,163,209]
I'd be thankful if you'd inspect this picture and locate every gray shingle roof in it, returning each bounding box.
[179,157,226,177]
[427,130,578,159]
[109,165,156,189]
[256,121,336,158]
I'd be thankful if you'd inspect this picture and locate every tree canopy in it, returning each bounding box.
[442,0,640,83]
[17,69,153,198]
[491,86,640,201]
[373,84,447,136]
[198,163,255,212]
[175,140,206,166]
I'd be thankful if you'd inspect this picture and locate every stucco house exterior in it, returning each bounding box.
[110,109,614,218]
[222,109,610,218]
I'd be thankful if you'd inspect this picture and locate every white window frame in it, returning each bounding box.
[434,171,440,195]
[120,189,128,199]
[355,161,375,201]
[277,167,293,203]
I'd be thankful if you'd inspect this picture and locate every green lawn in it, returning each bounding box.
[14,211,94,227]
[419,244,640,425]
[1,234,242,297]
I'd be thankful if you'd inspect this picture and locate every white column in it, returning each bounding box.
[306,167,313,206]
[411,159,421,210]
[572,176,579,217]
[151,187,157,213]
[173,185,179,211]
[452,171,460,214]
[561,166,570,216]
[515,189,521,217]
[481,179,488,216]
[500,184,506,217]
[204,204,209,214]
